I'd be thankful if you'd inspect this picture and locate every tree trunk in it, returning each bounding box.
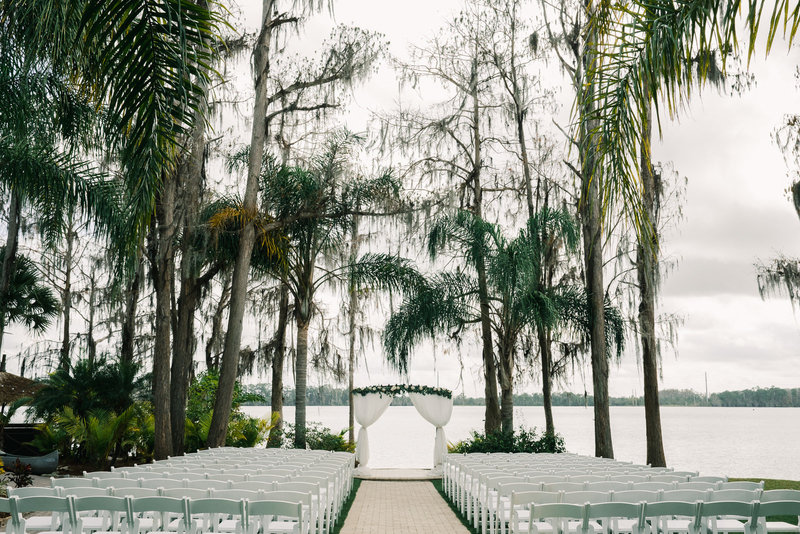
[500,380,514,434]
[149,177,177,460]
[87,272,97,365]
[469,52,501,434]
[59,216,75,369]
[171,278,198,455]
[516,112,535,219]
[580,0,613,459]
[294,313,310,448]
[638,93,666,467]
[205,271,232,371]
[347,217,359,444]
[121,259,143,365]
[0,191,21,357]
[171,102,206,456]
[537,328,555,435]
[267,281,289,447]
[207,0,275,448]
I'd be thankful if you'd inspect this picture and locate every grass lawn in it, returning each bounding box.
[330,478,362,534]
[431,479,480,534]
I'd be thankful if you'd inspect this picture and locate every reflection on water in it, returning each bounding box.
[241,405,800,480]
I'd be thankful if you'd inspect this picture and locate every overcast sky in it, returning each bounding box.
[5,0,799,400]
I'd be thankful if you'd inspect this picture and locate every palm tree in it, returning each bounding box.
[212,132,418,448]
[584,0,793,462]
[1,3,222,460]
[585,0,800,228]
[757,181,800,305]
[0,248,60,354]
[0,0,223,241]
[385,208,626,433]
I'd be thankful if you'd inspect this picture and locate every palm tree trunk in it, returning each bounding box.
[60,215,75,369]
[580,0,613,460]
[638,93,666,467]
[0,191,21,357]
[498,334,515,434]
[294,313,310,448]
[268,281,289,447]
[149,177,177,459]
[207,0,275,448]
[347,217,359,444]
[537,328,555,435]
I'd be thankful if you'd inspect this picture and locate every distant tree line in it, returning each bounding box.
[242,385,800,408]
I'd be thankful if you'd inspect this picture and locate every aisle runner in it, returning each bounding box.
[340,481,470,534]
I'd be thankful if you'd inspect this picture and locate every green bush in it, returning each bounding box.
[280,422,355,452]
[448,426,566,454]
[184,371,272,451]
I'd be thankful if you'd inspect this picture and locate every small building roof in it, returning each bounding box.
[0,371,41,405]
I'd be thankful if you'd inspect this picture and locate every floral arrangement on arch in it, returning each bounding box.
[352,384,452,399]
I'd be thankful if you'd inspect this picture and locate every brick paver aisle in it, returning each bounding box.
[340,480,470,534]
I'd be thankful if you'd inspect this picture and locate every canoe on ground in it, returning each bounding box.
[0,450,58,475]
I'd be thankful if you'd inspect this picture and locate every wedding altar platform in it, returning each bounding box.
[352,384,453,478]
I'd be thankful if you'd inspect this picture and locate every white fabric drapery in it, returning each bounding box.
[408,392,453,469]
[353,392,393,467]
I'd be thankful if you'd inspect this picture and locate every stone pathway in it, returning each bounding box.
[339,480,470,534]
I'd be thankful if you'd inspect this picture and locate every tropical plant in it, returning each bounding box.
[28,357,149,425]
[30,403,147,467]
[183,370,275,451]
[0,459,33,488]
[0,248,59,340]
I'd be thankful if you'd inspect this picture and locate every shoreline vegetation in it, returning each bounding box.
[243,385,800,408]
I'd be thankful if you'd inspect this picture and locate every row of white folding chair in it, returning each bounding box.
[112,467,302,478]
[9,485,319,534]
[487,486,766,534]
[1,494,306,534]
[519,499,800,534]
[460,472,684,527]
[443,457,685,506]
[63,470,343,533]
[104,469,331,484]
[462,473,735,523]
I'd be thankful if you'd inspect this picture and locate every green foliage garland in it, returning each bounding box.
[351,384,452,399]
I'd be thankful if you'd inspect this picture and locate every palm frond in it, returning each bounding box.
[587,0,800,235]
[347,253,426,294]
[383,272,478,375]
[1,0,224,242]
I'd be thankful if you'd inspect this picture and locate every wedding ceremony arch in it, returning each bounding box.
[353,385,453,471]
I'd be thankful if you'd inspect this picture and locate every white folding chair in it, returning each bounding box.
[756,500,800,534]
[246,500,305,534]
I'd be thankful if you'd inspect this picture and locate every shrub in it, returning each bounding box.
[280,423,355,453]
[447,426,566,454]
[184,371,272,451]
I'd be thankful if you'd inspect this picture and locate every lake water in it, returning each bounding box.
[242,405,800,480]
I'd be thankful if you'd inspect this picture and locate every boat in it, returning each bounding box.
[0,450,59,475]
